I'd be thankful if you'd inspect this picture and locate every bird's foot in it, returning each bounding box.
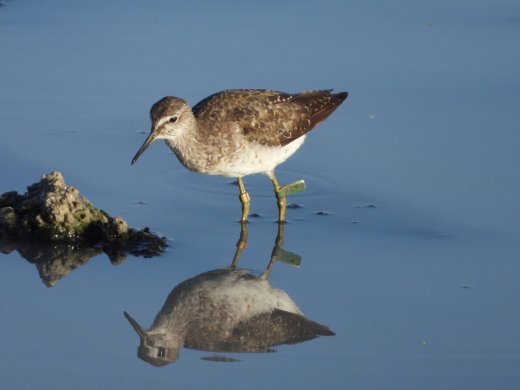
[260,222,302,280]
[274,180,306,222]
[275,180,306,198]
[272,246,302,267]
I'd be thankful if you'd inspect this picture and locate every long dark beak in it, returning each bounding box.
[124,311,147,339]
[131,130,157,165]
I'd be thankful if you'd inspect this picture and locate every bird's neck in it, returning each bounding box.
[164,117,209,172]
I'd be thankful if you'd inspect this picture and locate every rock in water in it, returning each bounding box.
[0,172,166,255]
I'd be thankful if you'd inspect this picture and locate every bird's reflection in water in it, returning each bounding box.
[124,223,334,365]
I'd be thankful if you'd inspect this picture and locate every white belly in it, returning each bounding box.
[210,136,306,177]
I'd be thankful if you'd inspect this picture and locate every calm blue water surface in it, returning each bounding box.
[1,0,519,389]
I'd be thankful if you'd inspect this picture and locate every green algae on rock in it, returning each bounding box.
[0,172,166,256]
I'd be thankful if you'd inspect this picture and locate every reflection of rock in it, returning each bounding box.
[0,237,161,287]
[0,171,168,287]
[1,239,102,287]
[124,268,334,366]
[0,171,166,251]
[35,248,98,287]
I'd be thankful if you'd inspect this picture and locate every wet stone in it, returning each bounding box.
[0,207,17,230]
[314,211,330,216]
[355,203,377,208]
[0,171,167,255]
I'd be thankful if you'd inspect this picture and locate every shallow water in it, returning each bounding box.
[1,0,520,389]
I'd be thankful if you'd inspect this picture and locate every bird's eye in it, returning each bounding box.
[169,116,178,123]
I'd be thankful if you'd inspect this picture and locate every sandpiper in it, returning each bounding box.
[131,89,348,222]
[124,268,334,365]
[124,223,333,365]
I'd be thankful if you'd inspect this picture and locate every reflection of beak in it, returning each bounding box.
[124,310,180,366]
[131,130,157,165]
[124,311,147,339]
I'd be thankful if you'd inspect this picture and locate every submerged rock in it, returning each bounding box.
[0,171,166,256]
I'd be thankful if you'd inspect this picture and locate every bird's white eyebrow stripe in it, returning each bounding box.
[156,116,170,129]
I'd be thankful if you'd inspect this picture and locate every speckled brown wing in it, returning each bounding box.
[228,309,335,351]
[192,89,348,147]
[183,308,334,353]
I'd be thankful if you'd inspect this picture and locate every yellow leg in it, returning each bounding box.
[259,222,301,279]
[237,177,250,222]
[268,171,287,222]
[259,222,285,280]
[230,222,248,269]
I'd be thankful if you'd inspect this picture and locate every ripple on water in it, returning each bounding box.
[166,167,350,202]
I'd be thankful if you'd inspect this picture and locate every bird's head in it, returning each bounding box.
[131,96,193,165]
[123,311,181,366]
